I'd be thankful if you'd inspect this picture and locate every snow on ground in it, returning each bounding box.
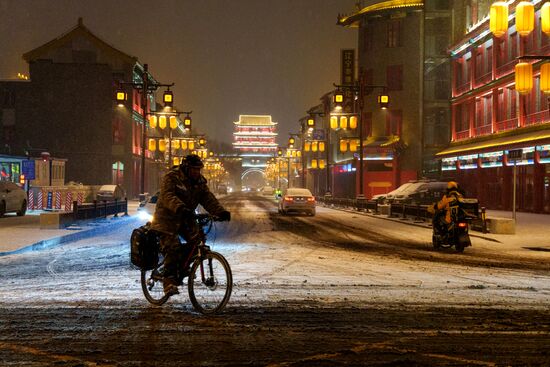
[0,198,549,311]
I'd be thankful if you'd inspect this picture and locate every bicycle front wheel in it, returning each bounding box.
[188,251,232,314]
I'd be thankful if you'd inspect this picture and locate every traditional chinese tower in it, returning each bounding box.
[232,115,278,169]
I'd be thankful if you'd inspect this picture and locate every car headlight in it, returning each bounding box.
[138,211,153,221]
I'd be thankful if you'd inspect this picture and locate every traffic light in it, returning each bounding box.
[378,94,390,109]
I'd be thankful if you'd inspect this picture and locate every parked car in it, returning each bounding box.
[392,181,448,205]
[278,188,316,216]
[96,184,126,201]
[371,182,415,203]
[0,181,27,217]
[137,191,159,221]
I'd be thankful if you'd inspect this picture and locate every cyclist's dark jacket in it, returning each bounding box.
[151,166,226,235]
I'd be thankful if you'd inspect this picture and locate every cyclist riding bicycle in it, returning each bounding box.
[151,154,230,296]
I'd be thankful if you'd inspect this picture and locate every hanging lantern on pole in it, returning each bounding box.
[172,139,180,150]
[173,157,180,166]
[541,63,550,94]
[340,139,348,152]
[515,62,533,95]
[340,116,348,129]
[516,2,534,37]
[188,141,195,150]
[304,142,311,152]
[319,159,326,169]
[349,115,358,129]
[349,139,358,152]
[542,2,550,35]
[311,159,318,169]
[330,115,338,129]
[149,115,158,129]
[169,116,178,129]
[148,139,156,151]
[489,2,509,37]
[159,139,166,152]
[159,115,167,129]
[312,141,318,152]
[181,140,188,150]
[319,141,325,152]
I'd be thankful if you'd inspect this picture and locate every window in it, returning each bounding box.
[386,65,403,91]
[387,20,401,48]
[363,28,373,51]
[112,117,124,144]
[386,110,402,136]
[363,112,372,138]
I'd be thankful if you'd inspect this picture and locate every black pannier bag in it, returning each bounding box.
[130,224,159,270]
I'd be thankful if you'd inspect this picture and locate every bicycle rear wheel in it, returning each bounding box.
[141,261,169,306]
[188,251,232,314]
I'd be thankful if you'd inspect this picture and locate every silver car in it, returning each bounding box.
[0,181,27,217]
[278,188,316,216]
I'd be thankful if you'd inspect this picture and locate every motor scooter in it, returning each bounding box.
[431,207,475,253]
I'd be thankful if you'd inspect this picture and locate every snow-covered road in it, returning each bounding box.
[1,193,549,366]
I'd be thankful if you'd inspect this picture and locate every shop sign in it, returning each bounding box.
[505,147,535,166]
[537,145,550,164]
[441,157,458,171]
[458,154,478,169]
[22,160,35,180]
[480,151,503,168]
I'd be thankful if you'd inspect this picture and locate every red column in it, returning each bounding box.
[469,98,475,137]
[492,89,498,133]
[451,103,457,141]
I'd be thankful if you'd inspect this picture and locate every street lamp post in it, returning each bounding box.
[115,63,174,197]
[332,73,389,201]
[304,111,326,193]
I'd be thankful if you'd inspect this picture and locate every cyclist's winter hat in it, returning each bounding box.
[182,154,204,168]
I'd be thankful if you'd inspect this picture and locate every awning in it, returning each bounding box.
[436,128,550,157]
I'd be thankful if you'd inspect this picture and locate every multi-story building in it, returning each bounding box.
[0,18,164,198]
[337,0,452,199]
[439,0,550,213]
[232,115,278,187]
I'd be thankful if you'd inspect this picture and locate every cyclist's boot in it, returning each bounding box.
[163,278,179,297]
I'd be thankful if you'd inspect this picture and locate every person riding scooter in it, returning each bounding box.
[428,181,463,232]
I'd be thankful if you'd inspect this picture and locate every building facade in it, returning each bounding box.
[232,115,278,187]
[440,0,550,213]
[337,0,452,199]
[0,18,163,198]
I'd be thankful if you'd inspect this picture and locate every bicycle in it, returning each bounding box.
[140,213,233,314]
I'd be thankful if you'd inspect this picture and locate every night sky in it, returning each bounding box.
[0,0,357,146]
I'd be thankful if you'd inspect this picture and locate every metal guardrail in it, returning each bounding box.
[317,196,485,230]
[72,199,128,221]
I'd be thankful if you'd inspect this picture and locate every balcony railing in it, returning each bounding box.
[495,59,516,79]
[496,117,518,132]
[525,110,550,126]
[474,71,492,88]
[454,81,471,97]
[474,124,492,136]
[455,130,470,140]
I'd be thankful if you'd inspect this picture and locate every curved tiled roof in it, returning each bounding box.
[338,0,424,27]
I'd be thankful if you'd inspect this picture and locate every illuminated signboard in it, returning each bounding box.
[505,147,535,166]
[458,154,478,169]
[537,145,550,164]
[441,157,457,171]
[480,151,503,168]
